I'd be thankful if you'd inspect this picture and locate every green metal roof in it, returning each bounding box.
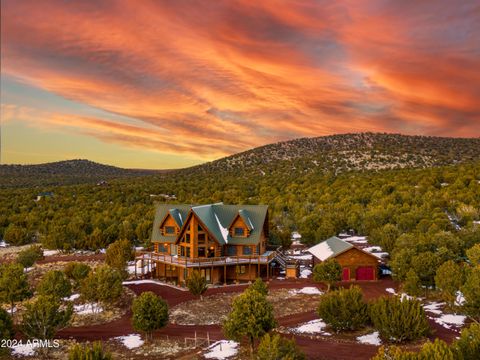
[307,236,354,261]
[151,203,268,245]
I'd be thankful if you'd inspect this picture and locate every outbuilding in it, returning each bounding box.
[308,236,380,281]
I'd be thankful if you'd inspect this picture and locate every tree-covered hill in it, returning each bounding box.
[0,159,166,188]
[185,132,480,177]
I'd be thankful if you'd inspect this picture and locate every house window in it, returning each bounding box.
[243,246,252,255]
[185,234,191,243]
[186,247,191,257]
[180,247,185,257]
[198,224,203,231]
[158,244,167,252]
[236,265,246,274]
[165,226,175,235]
[198,233,206,244]
[227,246,237,256]
[234,227,245,236]
[198,247,206,257]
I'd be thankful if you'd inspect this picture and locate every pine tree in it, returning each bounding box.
[0,308,14,355]
[418,339,455,360]
[369,296,430,343]
[186,270,208,300]
[452,323,480,360]
[68,341,112,360]
[249,278,268,296]
[223,288,277,355]
[372,345,416,360]
[0,263,31,317]
[38,270,72,299]
[460,266,480,320]
[131,291,168,342]
[64,262,91,290]
[434,260,464,306]
[80,265,123,311]
[256,333,305,360]
[317,286,369,332]
[105,239,134,279]
[466,244,480,266]
[22,295,73,357]
[403,269,422,297]
[312,259,342,291]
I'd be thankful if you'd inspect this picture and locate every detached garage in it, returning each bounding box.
[308,236,379,281]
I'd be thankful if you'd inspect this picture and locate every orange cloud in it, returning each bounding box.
[1,0,479,162]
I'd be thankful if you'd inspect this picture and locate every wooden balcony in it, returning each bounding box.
[136,250,277,268]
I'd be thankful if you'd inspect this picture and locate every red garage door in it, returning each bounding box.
[356,266,375,280]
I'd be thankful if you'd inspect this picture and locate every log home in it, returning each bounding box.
[136,203,284,285]
[308,236,380,281]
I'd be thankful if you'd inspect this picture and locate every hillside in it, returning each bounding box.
[0,159,163,188]
[186,133,480,176]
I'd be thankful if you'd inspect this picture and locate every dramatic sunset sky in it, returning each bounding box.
[1,0,479,168]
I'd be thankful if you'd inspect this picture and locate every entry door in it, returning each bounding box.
[342,268,350,281]
[201,268,211,282]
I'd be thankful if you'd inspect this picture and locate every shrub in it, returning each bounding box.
[131,291,168,342]
[249,278,268,296]
[0,263,31,316]
[257,333,305,360]
[460,266,480,320]
[312,259,342,291]
[16,245,43,268]
[369,296,430,343]
[68,341,112,360]
[372,345,416,360]
[38,270,72,299]
[317,286,369,332]
[186,270,208,299]
[64,262,91,289]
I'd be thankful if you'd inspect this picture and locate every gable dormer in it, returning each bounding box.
[159,208,183,236]
[229,210,254,237]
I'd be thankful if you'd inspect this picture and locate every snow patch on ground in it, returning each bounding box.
[434,314,466,329]
[363,246,382,253]
[300,268,312,278]
[385,288,396,294]
[114,334,144,349]
[11,342,40,356]
[0,240,8,248]
[43,249,60,256]
[204,340,239,359]
[74,303,103,315]
[23,267,34,273]
[424,302,444,315]
[122,279,187,291]
[357,331,381,345]
[290,287,323,295]
[342,236,368,244]
[63,293,80,302]
[293,319,331,335]
[371,252,389,259]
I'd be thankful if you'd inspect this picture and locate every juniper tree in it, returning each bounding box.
[0,263,31,317]
[38,270,72,299]
[460,266,480,320]
[466,243,480,266]
[80,265,123,311]
[312,259,342,291]
[317,286,369,332]
[223,288,276,355]
[16,245,43,269]
[402,269,422,297]
[186,270,208,300]
[105,239,134,279]
[434,260,464,306]
[369,296,430,343]
[131,291,168,342]
[22,295,73,357]
[64,262,91,290]
[0,308,14,355]
[452,323,480,360]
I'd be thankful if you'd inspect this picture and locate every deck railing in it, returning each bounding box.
[136,250,277,267]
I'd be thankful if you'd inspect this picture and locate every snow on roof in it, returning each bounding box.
[215,213,229,244]
[307,236,353,261]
